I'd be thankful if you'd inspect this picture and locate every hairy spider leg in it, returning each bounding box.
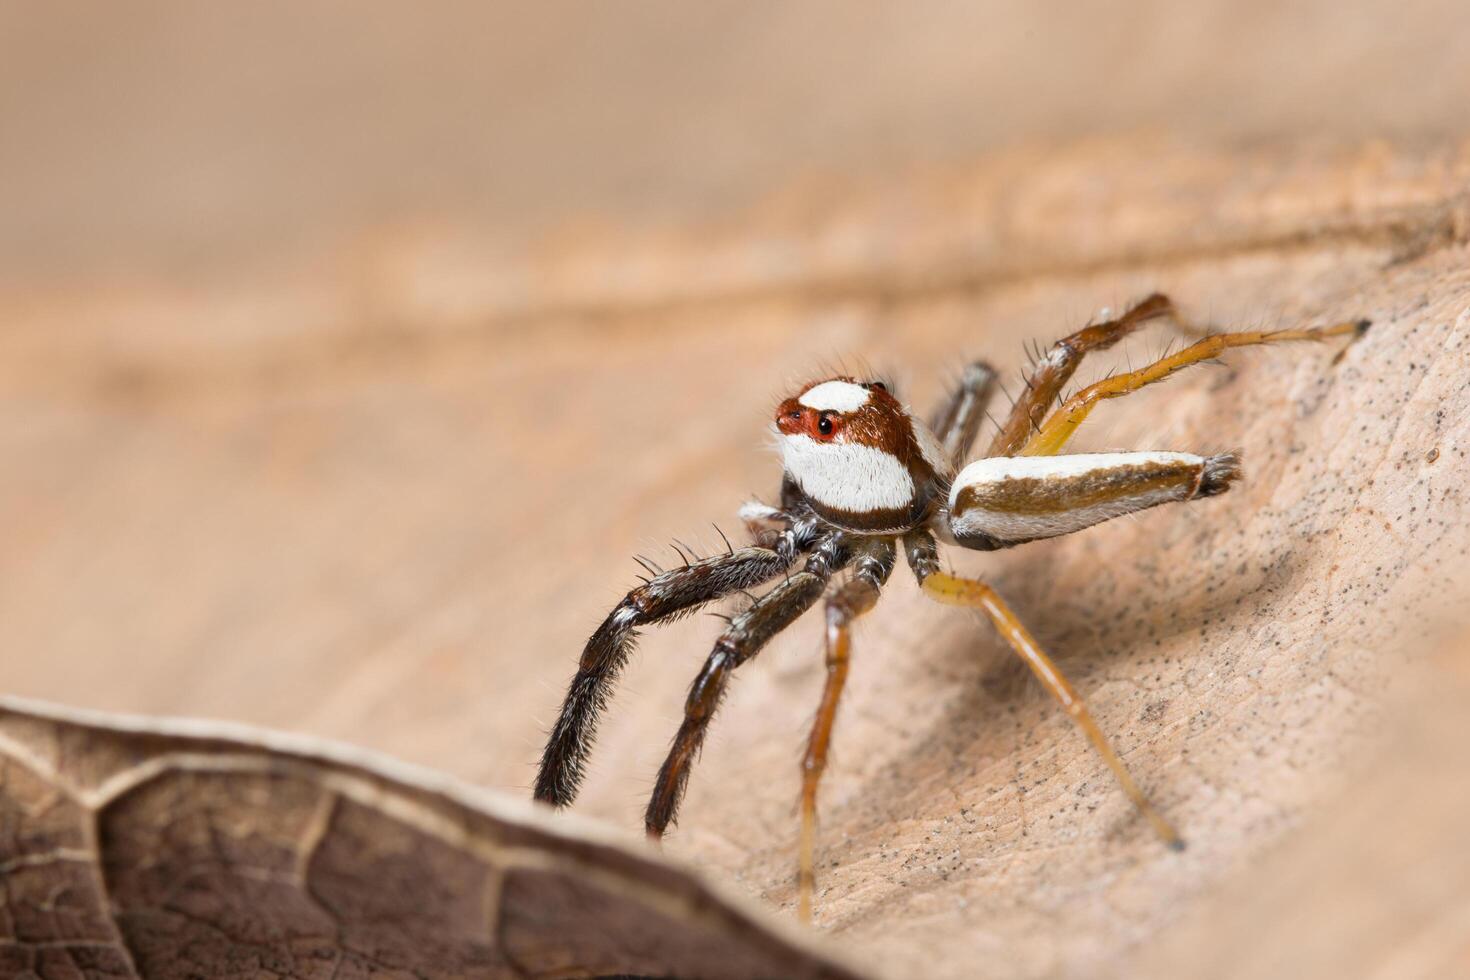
[1020,319,1369,457]
[534,514,821,807]
[797,538,897,923]
[930,361,999,467]
[988,293,1178,457]
[904,529,1185,849]
[645,533,852,837]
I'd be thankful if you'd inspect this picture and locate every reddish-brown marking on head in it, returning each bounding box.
[776,397,845,442]
[776,378,932,464]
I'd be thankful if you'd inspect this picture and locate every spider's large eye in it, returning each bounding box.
[817,414,835,437]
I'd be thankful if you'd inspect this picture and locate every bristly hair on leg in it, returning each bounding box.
[1022,337,1040,371]
[1198,451,1243,497]
[996,378,1016,410]
[535,527,818,808]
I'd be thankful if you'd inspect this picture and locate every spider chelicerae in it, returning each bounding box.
[532,293,1367,921]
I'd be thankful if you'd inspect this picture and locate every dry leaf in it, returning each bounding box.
[0,698,863,979]
[2,140,1469,978]
[1137,627,1470,978]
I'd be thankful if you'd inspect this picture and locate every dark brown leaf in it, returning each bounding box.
[0,699,864,980]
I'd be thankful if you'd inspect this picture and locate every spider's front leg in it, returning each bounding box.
[798,537,897,922]
[1020,316,1370,456]
[534,510,819,808]
[904,528,1185,848]
[645,532,851,837]
[989,293,1179,457]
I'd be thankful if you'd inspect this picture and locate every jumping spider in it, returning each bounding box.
[533,293,1367,921]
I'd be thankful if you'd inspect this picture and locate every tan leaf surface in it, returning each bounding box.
[1136,627,1470,978]
[2,139,1469,978]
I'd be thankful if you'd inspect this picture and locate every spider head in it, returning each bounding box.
[774,378,950,532]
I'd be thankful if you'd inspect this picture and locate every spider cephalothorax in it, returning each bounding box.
[775,378,950,532]
[532,293,1368,922]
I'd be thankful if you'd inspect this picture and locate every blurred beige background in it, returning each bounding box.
[4,0,1470,284]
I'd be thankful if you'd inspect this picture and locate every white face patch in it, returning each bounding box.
[780,434,915,513]
[797,380,872,413]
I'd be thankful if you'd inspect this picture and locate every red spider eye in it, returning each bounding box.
[816,413,836,439]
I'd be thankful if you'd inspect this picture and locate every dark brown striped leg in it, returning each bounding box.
[645,534,851,837]
[930,361,999,467]
[987,293,1176,457]
[797,539,896,922]
[534,514,821,807]
[904,529,1184,849]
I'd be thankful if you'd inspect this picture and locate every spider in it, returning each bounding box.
[532,293,1367,921]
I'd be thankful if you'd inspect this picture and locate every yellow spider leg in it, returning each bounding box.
[920,570,1184,849]
[797,599,857,923]
[798,547,893,923]
[987,292,1176,457]
[1020,319,1367,457]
